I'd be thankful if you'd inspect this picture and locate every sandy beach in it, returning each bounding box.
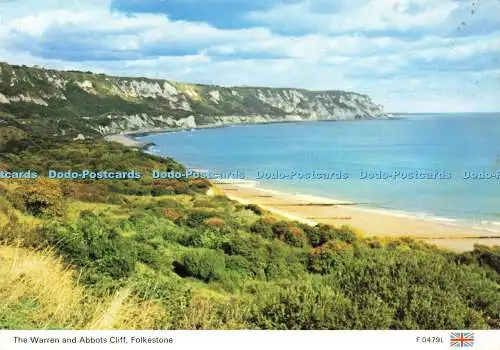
[217,182,500,252]
[104,134,144,148]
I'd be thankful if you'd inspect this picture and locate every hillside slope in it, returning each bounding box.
[0,62,499,331]
[0,62,387,138]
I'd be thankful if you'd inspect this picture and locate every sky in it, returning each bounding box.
[0,0,499,112]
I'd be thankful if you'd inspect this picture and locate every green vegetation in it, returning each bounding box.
[1,148,499,329]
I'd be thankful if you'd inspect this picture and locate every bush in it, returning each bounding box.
[170,180,190,194]
[188,179,211,192]
[155,198,184,209]
[0,211,41,247]
[9,179,65,217]
[245,204,264,216]
[258,220,310,248]
[271,221,289,239]
[185,210,216,228]
[151,179,189,195]
[204,217,226,228]
[250,218,275,239]
[180,229,221,249]
[164,208,185,222]
[473,245,500,274]
[0,183,8,196]
[40,212,136,282]
[58,180,75,198]
[68,182,109,202]
[247,280,355,329]
[307,240,354,274]
[283,225,308,248]
[176,249,226,282]
[221,234,269,278]
[136,243,167,270]
[263,241,308,280]
[307,224,358,247]
[193,199,217,208]
[225,255,254,277]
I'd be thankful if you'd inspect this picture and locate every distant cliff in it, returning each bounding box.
[0,62,387,138]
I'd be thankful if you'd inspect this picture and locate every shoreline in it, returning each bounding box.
[103,117,401,147]
[217,182,500,252]
[103,120,500,252]
[104,134,145,148]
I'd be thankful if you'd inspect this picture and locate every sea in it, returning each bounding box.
[137,113,500,232]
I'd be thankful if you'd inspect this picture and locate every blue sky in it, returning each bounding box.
[0,0,499,112]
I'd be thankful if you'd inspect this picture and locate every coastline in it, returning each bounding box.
[103,119,500,252]
[103,123,325,148]
[217,182,500,252]
[104,134,145,148]
[102,117,400,147]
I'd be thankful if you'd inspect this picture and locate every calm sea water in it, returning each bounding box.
[138,114,500,228]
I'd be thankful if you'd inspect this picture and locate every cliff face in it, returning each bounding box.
[0,62,387,137]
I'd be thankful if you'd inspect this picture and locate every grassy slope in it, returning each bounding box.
[0,139,499,330]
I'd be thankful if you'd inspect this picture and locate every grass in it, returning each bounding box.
[66,201,123,221]
[0,245,83,329]
[0,245,189,330]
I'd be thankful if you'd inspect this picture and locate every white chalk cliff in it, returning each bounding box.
[0,62,388,137]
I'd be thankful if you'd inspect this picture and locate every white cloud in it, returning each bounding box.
[4,6,498,63]
[248,0,460,33]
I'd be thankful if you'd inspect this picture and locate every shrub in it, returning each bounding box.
[307,240,354,274]
[156,198,184,209]
[58,180,75,198]
[0,211,41,247]
[283,225,308,248]
[185,209,215,228]
[473,245,500,274]
[150,180,175,196]
[151,179,189,195]
[68,182,109,202]
[307,224,358,247]
[40,212,136,282]
[247,280,355,330]
[188,179,211,192]
[176,249,226,282]
[225,255,253,277]
[171,180,190,194]
[193,199,217,208]
[9,179,65,217]
[204,217,226,228]
[364,237,383,249]
[221,234,268,271]
[136,243,167,270]
[157,222,188,243]
[250,218,275,239]
[164,208,185,222]
[0,183,7,196]
[264,241,308,280]
[245,204,264,216]
[180,229,221,249]
[271,221,290,239]
[265,221,310,247]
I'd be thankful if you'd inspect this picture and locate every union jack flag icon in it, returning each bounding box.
[450,332,474,347]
